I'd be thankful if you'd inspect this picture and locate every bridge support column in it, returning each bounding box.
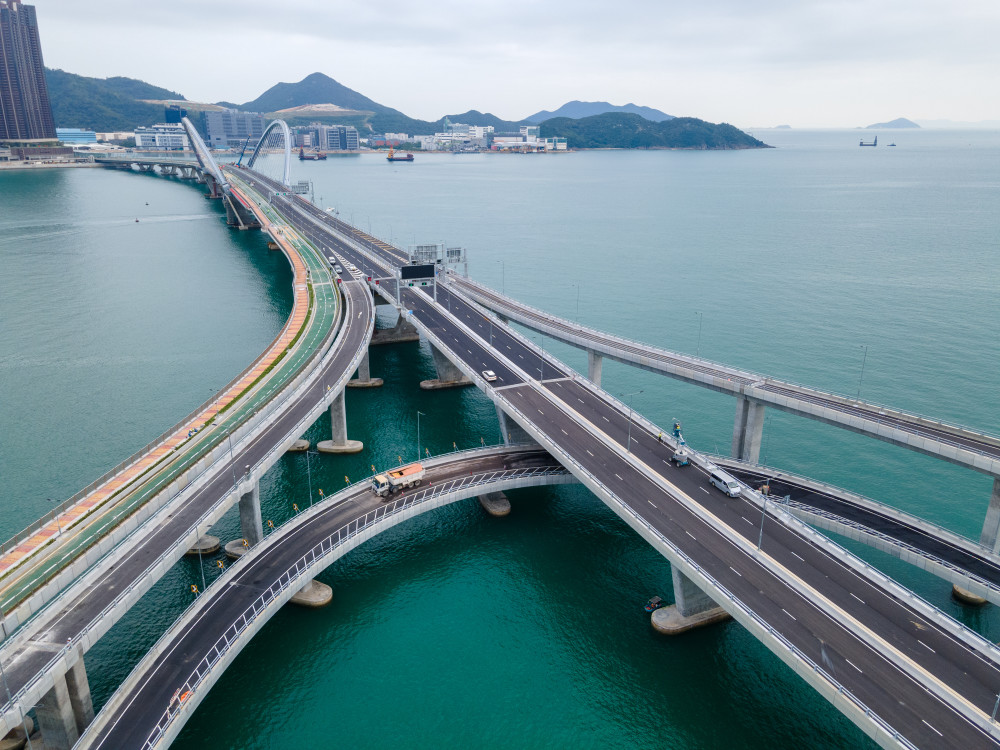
[979,477,1000,553]
[317,389,363,453]
[346,351,383,388]
[497,405,536,446]
[587,350,603,387]
[239,481,263,548]
[36,655,92,749]
[479,491,511,517]
[420,344,472,390]
[651,569,731,635]
[370,310,419,345]
[290,579,333,607]
[731,396,766,463]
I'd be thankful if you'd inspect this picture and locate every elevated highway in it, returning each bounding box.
[0,145,377,746]
[201,172,1000,748]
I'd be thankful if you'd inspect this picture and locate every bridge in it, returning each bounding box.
[3,121,998,749]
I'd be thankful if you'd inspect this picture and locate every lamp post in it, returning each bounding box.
[695,312,703,357]
[417,411,426,462]
[622,389,644,452]
[305,450,314,506]
[757,494,768,551]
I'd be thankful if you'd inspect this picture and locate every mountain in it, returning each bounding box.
[526,100,673,124]
[865,117,920,129]
[442,110,525,130]
[241,72,396,116]
[44,68,182,131]
[539,113,767,150]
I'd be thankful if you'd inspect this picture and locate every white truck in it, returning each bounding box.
[371,462,426,498]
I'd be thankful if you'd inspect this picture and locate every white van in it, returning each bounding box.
[708,468,742,498]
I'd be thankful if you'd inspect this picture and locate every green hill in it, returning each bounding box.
[44,68,182,131]
[539,113,768,149]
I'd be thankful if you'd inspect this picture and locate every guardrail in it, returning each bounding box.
[0,281,353,728]
[134,464,567,748]
[452,275,1000,447]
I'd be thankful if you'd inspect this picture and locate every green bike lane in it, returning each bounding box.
[0,185,343,618]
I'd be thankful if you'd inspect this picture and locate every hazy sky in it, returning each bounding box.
[34,0,1000,127]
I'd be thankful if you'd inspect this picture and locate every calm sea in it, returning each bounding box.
[2,128,998,748]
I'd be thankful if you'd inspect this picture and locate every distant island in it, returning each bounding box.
[43,69,765,151]
[865,117,920,129]
[540,113,768,150]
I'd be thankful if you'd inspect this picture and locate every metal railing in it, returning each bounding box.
[135,464,568,748]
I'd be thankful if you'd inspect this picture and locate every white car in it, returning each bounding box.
[482,370,498,382]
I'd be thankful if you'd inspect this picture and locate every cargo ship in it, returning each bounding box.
[386,147,414,162]
[299,148,328,161]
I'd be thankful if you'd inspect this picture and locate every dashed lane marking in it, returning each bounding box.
[700,487,709,494]
[648,500,656,507]
[918,640,936,653]
[730,567,742,577]
[850,593,865,604]
[586,449,594,457]
[615,474,623,480]
[782,608,796,621]
[685,531,696,540]
[846,659,863,673]
[790,551,805,562]
[921,720,943,738]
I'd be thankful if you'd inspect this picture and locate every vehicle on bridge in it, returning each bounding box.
[708,467,742,497]
[372,462,426,497]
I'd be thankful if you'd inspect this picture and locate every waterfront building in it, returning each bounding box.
[205,109,264,149]
[0,0,56,142]
[56,127,96,144]
[134,122,190,150]
[95,131,134,143]
[164,104,187,124]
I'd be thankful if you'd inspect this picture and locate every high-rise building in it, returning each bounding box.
[204,108,265,149]
[0,1,56,142]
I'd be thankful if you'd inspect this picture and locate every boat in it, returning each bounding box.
[387,147,414,162]
[859,136,877,147]
[298,148,327,161]
[888,142,897,147]
[644,596,666,612]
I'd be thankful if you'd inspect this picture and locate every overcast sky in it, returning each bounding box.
[34,0,1000,127]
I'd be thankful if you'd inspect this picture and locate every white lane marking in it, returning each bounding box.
[615,473,623,480]
[700,487,709,494]
[586,449,594,457]
[537,409,544,415]
[578,398,585,404]
[781,608,796,621]
[729,566,742,577]
[742,516,753,525]
[648,500,656,507]
[561,429,568,435]
[850,592,865,604]
[790,551,805,562]
[685,531,696,540]
[602,416,610,422]
[921,720,943,737]
[918,640,936,654]
[846,659,863,673]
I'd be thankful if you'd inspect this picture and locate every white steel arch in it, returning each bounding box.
[247,119,292,186]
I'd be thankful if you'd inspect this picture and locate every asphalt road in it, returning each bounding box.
[87,448,564,749]
[225,171,1000,747]
[451,275,1000,462]
[0,274,374,723]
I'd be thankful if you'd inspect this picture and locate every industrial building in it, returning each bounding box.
[204,109,266,149]
[134,122,190,150]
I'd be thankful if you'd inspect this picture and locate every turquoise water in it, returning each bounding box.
[3,129,999,748]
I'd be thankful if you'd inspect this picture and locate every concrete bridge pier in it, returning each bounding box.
[731,395,766,463]
[370,309,420,345]
[223,194,260,230]
[978,477,1000,554]
[479,491,511,517]
[497,405,536,446]
[651,569,731,635]
[346,351,383,388]
[587,350,603,387]
[36,655,94,749]
[238,481,263,548]
[420,344,472,390]
[317,389,363,454]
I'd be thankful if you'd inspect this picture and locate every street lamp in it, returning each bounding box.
[757,493,768,552]
[695,312,704,357]
[417,411,426,462]
[856,344,869,400]
[621,389,644,452]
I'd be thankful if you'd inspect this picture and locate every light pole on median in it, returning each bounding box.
[621,389,644,452]
[757,494,768,552]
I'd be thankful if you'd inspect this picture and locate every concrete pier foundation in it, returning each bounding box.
[979,477,1000,553]
[420,344,472,390]
[731,396,766,463]
[370,311,420,345]
[290,579,333,607]
[317,389,363,454]
[287,439,310,452]
[497,405,536,446]
[239,481,263,548]
[587,350,603,387]
[346,351,383,388]
[479,491,511,517]
[652,569,731,635]
[36,656,93,749]
[185,535,220,556]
